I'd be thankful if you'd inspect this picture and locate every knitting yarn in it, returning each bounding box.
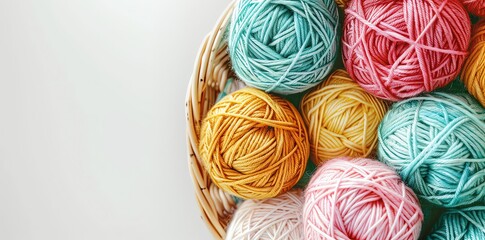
[226,190,304,240]
[300,69,389,165]
[462,0,485,16]
[461,20,485,108]
[228,0,339,95]
[426,207,485,239]
[199,88,309,199]
[304,157,423,240]
[342,0,471,101]
[378,93,485,208]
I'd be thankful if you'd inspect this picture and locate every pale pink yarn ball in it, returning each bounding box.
[342,0,471,101]
[303,158,423,240]
[226,190,304,240]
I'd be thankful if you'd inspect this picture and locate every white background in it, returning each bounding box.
[0,0,227,239]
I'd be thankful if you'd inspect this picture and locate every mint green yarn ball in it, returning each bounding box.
[228,0,339,95]
[377,93,485,208]
[427,207,485,239]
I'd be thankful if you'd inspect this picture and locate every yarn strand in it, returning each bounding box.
[200,88,309,199]
[343,0,471,100]
[229,0,339,94]
[378,93,485,208]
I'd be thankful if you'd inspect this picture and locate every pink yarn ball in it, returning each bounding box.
[462,0,485,16]
[304,158,423,240]
[342,0,471,101]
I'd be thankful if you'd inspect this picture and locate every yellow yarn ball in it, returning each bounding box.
[300,69,389,165]
[461,20,485,108]
[199,88,309,200]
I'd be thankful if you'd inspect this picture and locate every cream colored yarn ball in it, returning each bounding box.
[225,190,304,240]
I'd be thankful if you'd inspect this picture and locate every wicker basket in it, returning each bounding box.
[185,1,238,239]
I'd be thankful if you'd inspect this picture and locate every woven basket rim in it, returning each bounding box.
[185,1,237,239]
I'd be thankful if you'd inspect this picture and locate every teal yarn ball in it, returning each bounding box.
[377,93,485,208]
[228,0,339,95]
[427,207,485,239]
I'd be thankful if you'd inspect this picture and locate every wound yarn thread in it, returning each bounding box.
[229,0,339,95]
[461,20,485,108]
[199,88,309,200]
[378,93,485,208]
[426,207,485,239]
[303,157,423,240]
[225,190,304,240]
[300,69,389,165]
[462,0,485,16]
[342,0,471,101]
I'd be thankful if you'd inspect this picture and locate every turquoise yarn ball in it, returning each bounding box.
[427,207,485,239]
[377,93,485,208]
[228,0,339,95]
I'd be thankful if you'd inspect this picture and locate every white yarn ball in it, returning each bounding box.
[225,190,304,240]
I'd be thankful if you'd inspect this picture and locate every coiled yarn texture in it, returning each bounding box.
[301,69,389,165]
[199,88,309,200]
[304,158,423,240]
[229,0,339,94]
[461,20,485,108]
[378,93,485,208]
[462,0,485,16]
[426,207,485,239]
[226,190,304,240]
[342,0,471,101]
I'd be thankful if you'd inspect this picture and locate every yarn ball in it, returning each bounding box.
[426,207,485,239]
[199,87,309,200]
[304,157,423,240]
[228,0,339,95]
[342,0,471,101]
[461,20,485,108]
[462,0,485,16]
[300,69,389,165]
[378,93,485,208]
[226,190,304,240]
